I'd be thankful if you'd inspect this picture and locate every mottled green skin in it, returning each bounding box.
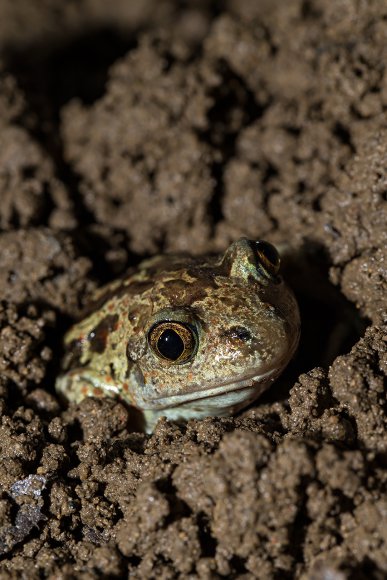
[56,239,300,432]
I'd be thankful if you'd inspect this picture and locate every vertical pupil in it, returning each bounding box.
[157,329,184,360]
[255,241,278,266]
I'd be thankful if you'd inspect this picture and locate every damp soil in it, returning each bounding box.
[0,1,386,578]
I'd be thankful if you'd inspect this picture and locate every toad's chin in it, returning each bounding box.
[141,367,280,432]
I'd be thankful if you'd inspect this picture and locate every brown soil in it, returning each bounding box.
[0,0,386,578]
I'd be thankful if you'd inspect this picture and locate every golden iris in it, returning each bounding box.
[254,240,280,278]
[148,322,197,363]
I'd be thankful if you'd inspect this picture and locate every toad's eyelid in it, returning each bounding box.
[149,307,199,326]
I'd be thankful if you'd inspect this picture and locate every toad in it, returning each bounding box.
[56,239,300,432]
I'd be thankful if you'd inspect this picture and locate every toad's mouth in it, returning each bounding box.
[141,366,280,411]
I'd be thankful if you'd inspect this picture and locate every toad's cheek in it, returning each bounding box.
[127,366,160,408]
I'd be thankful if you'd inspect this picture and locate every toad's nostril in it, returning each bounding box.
[224,326,252,342]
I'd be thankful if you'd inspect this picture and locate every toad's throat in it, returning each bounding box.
[140,366,279,410]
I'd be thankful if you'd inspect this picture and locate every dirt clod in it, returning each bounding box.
[0,0,386,577]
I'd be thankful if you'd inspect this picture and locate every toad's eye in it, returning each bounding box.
[254,240,280,279]
[148,322,197,364]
